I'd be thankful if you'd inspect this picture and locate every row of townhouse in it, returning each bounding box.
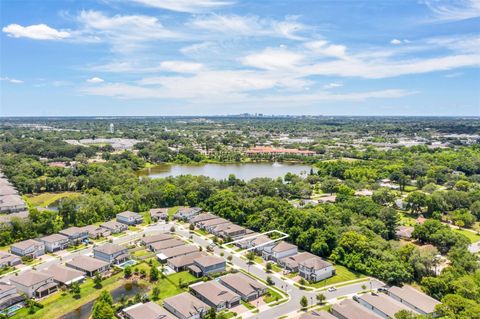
[189,213,250,239]
[301,285,441,319]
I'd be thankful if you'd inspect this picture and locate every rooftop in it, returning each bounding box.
[142,234,174,245]
[40,233,69,243]
[163,292,209,318]
[194,255,225,268]
[272,241,297,253]
[94,243,127,255]
[299,256,332,270]
[157,245,198,259]
[359,293,419,318]
[190,281,239,307]
[43,264,85,285]
[149,238,184,251]
[219,272,267,296]
[124,302,175,319]
[332,299,382,319]
[388,285,441,314]
[117,211,142,218]
[10,270,52,287]
[66,255,110,272]
[60,226,87,237]
[11,239,43,251]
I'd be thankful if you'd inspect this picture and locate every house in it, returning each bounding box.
[357,293,420,319]
[10,239,45,258]
[123,301,175,319]
[262,241,298,262]
[0,282,25,313]
[216,224,246,239]
[188,255,226,277]
[163,292,210,319]
[149,208,169,222]
[279,252,316,272]
[141,234,173,246]
[173,207,203,221]
[100,220,128,233]
[157,245,199,262]
[149,238,184,252]
[190,213,217,225]
[66,255,110,276]
[197,218,230,232]
[116,211,144,225]
[82,225,111,239]
[42,264,85,286]
[59,226,89,245]
[0,251,21,268]
[190,281,241,311]
[298,256,335,282]
[167,252,207,272]
[299,311,337,319]
[93,243,129,264]
[395,226,414,240]
[331,299,382,319]
[9,270,58,298]
[39,233,70,252]
[218,272,267,301]
[236,233,274,252]
[387,285,441,316]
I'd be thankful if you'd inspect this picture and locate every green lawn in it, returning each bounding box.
[25,192,80,208]
[241,300,256,310]
[263,288,282,303]
[453,228,480,243]
[404,185,418,192]
[304,264,365,288]
[167,271,199,286]
[168,206,180,219]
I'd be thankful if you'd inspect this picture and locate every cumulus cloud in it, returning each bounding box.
[242,48,304,70]
[391,39,402,45]
[2,24,70,40]
[304,40,347,59]
[86,77,104,83]
[129,0,233,13]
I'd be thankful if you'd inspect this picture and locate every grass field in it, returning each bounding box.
[25,192,80,208]
[453,228,480,243]
[263,288,282,303]
[305,264,365,288]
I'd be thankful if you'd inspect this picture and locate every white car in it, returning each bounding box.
[327,287,336,292]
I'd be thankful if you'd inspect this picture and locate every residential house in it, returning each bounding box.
[100,220,128,233]
[10,270,57,298]
[395,226,414,240]
[116,211,143,225]
[188,255,226,277]
[279,252,316,272]
[59,226,89,245]
[0,251,21,268]
[331,299,382,319]
[298,256,335,282]
[10,239,45,258]
[149,238,184,253]
[43,264,85,286]
[299,311,337,319]
[0,282,24,313]
[190,281,241,311]
[218,224,246,239]
[123,302,175,319]
[262,241,298,262]
[141,234,173,246]
[173,207,203,221]
[218,272,267,301]
[66,255,110,276]
[39,233,70,252]
[357,293,420,319]
[197,218,230,232]
[387,285,441,316]
[163,292,210,319]
[167,252,207,272]
[149,208,169,222]
[82,225,111,239]
[93,243,129,264]
[157,245,199,262]
[190,213,217,225]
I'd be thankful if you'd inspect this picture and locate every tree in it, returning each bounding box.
[151,286,160,301]
[265,262,272,272]
[207,306,216,319]
[406,191,428,214]
[92,300,114,319]
[394,310,424,319]
[300,296,308,309]
[266,276,274,285]
[70,281,81,299]
[93,272,103,289]
[98,290,113,305]
[150,265,159,282]
[316,293,326,304]
[124,265,132,278]
[246,251,256,264]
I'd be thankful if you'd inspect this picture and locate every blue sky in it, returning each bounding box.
[1,0,479,116]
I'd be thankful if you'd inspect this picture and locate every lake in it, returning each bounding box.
[138,162,314,181]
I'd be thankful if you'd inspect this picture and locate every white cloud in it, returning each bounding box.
[423,0,480,22]
[390,39,402,45]
[242,48,304,70]
[77,10,182,53]
[189,14,306,40]
[323,82,343,89]
[2,24,70,40]
[304,40,347,59]
[87,77,104,83]
[159,61,204,73]
[180,42,216,55]
[0,77,24,84]
[129,0,233,13]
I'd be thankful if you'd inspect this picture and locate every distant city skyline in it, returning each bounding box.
[1,0,479,116]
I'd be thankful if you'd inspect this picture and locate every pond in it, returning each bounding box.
[60,281,148,319]
[138,162,314,181]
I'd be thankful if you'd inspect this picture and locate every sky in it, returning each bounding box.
[0,0,479,116]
